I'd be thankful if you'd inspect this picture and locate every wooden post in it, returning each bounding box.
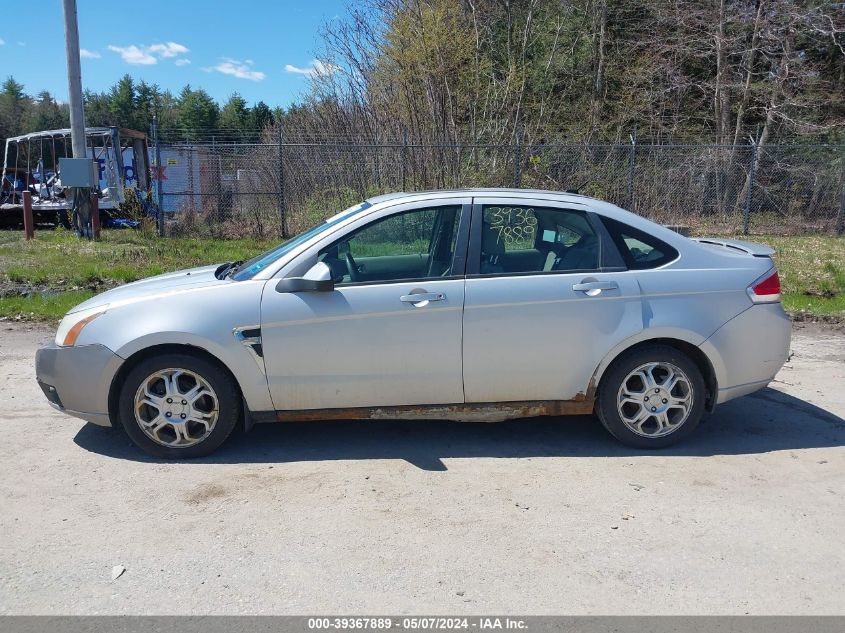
[90,192,100,239]
[22,191,34,240]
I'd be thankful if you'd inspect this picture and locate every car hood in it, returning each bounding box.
[68,264,227,314]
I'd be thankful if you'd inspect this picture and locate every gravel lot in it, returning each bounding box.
[0,322,843,615]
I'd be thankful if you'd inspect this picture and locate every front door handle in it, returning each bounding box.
[572,280,619,295]
[400,292,445,305]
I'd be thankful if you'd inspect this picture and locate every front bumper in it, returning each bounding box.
[35,342,123,427]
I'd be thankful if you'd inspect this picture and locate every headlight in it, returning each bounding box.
[55,305,108,347]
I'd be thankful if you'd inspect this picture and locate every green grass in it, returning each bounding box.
[0,290,97,320]
[0,229,271,320]
[0,229,843,322]
[0,228,272,288]
[352,239,429,257]
[765,235,845,317]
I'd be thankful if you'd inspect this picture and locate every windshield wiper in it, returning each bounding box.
[224,260,244,279]
[214,261,243,279]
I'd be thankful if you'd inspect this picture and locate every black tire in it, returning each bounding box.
[117,352,241,459]
[596,344,706,449]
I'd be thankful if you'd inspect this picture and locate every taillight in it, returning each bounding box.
[747,268,781,303]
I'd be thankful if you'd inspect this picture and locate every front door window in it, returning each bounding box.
[318,205,462,284]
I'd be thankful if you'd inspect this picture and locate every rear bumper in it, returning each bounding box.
[716,378,773,404]
[699,303,792,405]
[35,342,123,427]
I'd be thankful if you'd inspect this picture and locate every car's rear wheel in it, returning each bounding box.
[596,344,705,448]
[117,353,240,459]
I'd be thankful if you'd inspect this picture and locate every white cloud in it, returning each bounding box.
[80,48,101,59]
[0,38,5,46]
[209,58,265,81]
[17,41,25,46]
[108,44,157,65]
[149,42,189,58]
[107,41,189,65]
[174,58,191,66]
[284,59,340,78]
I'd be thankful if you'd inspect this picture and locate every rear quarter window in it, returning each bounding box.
[601,217,679,270]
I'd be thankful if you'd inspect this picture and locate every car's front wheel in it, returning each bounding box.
[117,353,240,459]
[596,344,706,448]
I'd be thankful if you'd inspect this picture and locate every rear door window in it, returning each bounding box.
[478,205,600,274]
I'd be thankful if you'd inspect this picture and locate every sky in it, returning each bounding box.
[0,0,348,107]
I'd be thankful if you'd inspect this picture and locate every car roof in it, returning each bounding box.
[366,188,590,205]
[364,188,690,249]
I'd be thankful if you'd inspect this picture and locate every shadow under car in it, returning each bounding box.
[73,387,845,470]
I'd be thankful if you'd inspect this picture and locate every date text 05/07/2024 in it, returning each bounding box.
[307,617,528,630]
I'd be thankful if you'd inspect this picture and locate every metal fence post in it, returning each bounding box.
[627,126,637,211]
[513,121,523,188]
[152,116,164,237]
[455,142,461,189]
[278,123,287,237]
[185,133,195,213]
[743,141,758,235]
[401,128,408,191]
[836,161,845,236]
[213,137,223,223]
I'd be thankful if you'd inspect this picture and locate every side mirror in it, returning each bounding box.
[275,261,335,293]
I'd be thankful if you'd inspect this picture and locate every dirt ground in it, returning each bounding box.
[0,322,843,615]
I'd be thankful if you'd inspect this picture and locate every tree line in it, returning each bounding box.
[1,0,843,154]
[0,75,279,147]
[293,0,843,152]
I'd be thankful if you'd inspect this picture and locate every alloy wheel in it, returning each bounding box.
[616,361,694,438]
[133,368,220,448]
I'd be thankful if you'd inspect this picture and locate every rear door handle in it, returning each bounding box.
[400,292,445,304]
[572,281,619,294]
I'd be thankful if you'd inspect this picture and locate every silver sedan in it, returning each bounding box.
[35,189,791,458]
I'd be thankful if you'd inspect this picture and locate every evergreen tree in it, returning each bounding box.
[249,101,275,138]
[27,91,68,132]
[0,77,29,143]
[83,90,112,127]
[176,85,219,139]
[134,81,161,133]
[219,93,250,139]
[108,74,137,128]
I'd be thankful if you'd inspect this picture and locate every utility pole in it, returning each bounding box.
[61,0,86,157]
[62,0,92,237]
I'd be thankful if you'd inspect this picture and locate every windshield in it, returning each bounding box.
[232,201,371,280]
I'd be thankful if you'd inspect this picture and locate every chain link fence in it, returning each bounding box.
[151,133,845,239]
